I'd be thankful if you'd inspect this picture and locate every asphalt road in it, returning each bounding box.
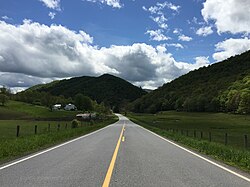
[1,114,250,186]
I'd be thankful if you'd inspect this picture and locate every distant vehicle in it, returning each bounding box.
[64,103,77,111]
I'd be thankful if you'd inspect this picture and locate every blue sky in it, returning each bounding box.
[0,0,250,91]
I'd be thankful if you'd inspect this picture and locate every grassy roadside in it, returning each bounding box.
[0,115,118,165]
[128,113,250,173]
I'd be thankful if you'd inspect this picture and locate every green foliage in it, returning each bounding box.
[131,50,250,114]
[0,94,8,106]
[74,94,93,111]
[71,119,80,128]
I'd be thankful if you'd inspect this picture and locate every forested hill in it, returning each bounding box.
[28,74,146,108]
[131,50,250,114]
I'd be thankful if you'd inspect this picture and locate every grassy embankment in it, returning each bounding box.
[128,111,250,173]
[0,100,118,164]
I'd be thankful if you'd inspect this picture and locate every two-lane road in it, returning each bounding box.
[1,114,250,186]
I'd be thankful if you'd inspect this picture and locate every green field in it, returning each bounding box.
[128,111,250,172]
[0,100,118,164]
[129,111,250,149]
[0,100,79,120]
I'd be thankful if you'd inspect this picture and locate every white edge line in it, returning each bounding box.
[0,122,117,171]
[136,124,250,183]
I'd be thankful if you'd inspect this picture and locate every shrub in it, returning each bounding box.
[71,119,80,128]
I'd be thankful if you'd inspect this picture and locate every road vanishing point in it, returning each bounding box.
[1,114,250,187]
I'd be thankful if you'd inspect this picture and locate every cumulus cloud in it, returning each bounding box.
[178,34,193,41]
[0,20,208,89]
[39,0,61,10]
[84,0,122,8]
[196,26,213,36]
[202,0,250,34]
[194,56,210,66]
[213,37,250,61]
[145,29,170,41]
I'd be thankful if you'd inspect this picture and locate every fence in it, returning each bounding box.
[14,121,92,138]
[165,128,249,149]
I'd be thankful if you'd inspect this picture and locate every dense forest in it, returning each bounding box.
[24,74,146,110]
[130,50,250,114]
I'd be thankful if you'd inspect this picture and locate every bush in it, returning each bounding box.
[71,119,80,128]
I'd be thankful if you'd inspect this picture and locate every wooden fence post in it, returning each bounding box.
[57,124,60,131]
[16,125,20,137]
[244,135,248,148]
[225,133,228,145]
[186,130,188,136]
[200,131,203,139]
[194,130,196,138]
[35,125,37,135]
[209,132,211,142]
[65,123,68,129]
[48,123,50,132]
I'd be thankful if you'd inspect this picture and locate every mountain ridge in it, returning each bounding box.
[27,74,147,108]
[131,50,250,114]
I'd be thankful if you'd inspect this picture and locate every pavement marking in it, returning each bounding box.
[122,136,125,142]
[0,122,117,171]
[102,125,125,187]
[137,124,250,183]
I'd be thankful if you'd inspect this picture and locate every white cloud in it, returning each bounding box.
[196,26,213,36]
[143,1,180,15]
[0,20,207,89]
[1,16,12,21]
[39,0,61,10]
[173,28,181,35]
[143,1,180,33]
[145,29,170,41]
[202,0,250,34]
[85,0,122,8]
[166,43,184,49]
[194,56,210,67]
[151,15,168,29]
[178,34,193,41]
[48,12,56,19]
[213,37,250,61]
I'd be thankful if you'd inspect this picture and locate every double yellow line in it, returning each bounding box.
[102,125,125,187]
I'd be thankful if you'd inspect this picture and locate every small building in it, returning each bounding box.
[64,103,77,111]
[76,113,96,120]
[52,104,61,110]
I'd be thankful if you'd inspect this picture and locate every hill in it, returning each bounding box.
[131,50,250,114]
[27,74,146,108]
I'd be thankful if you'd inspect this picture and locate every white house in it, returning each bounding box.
[64,103,77,111]
[52,104,61,110]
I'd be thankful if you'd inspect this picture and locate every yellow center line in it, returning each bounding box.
[102,125,125,187]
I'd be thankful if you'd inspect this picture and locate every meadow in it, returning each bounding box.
[128,111,250,172]
[0,100,118,164]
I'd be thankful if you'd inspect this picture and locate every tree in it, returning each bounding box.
[0,94,8,106]
[74,94,93,111]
